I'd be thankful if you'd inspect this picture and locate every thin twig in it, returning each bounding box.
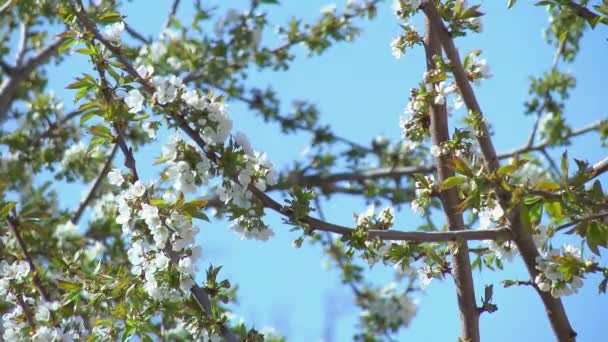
[6,216,50,301]
[163,0,181,32]
[15,293,36,328]
[70,144,118,224]
[124,23,151,44]
[555,211,608,233]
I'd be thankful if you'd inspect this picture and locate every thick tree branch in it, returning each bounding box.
[15,22,28,67]
[422,13,479,342]
[0,36,64,120]
[6,216,50,301]
[422,2,576,340]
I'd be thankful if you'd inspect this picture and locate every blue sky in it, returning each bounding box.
[42,1,607,341]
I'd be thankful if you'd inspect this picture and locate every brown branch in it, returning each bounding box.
[570,156,608,185]
[562,1,600,21]
[421,2,576,340]
[163,0,181,31]
[0,36,64,120]
[124,23,151,44]
[15,293,36,328]
[422,13,479,342]
[555,211,608,233]
[70,144,118,224]
[15,22,28,67]
[6,216,50,301]
[0,0,14,14]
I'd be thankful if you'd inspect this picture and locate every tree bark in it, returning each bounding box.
[423,14,480,342]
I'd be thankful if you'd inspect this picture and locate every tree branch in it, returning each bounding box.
[0,36,64,120]
[15,22,28,67]
[163,0,181,31]
[422,12,479,341]
[6,215,50,301]
[422,2,576,340]
[70,144,118,224]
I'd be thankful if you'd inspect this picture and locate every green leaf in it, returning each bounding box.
[519,204,534,235]
[58,38,77,54]
[507,0,517,8]
[448,157,474,176]
[586,221,606,256]
[440,176,466,191]
[561,151,569,179]
[88,125,114,140]
[497,164,518,177]
[0,201,16,219]
[544,200,563,221]
[98,12,123,24]
[79,111,99,125]
[57,280,81,291]
[535,181,561,191]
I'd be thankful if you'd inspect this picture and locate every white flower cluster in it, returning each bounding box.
[477,203,552,263]
[1,293,88,342]
[109,176,202,301]
[535,245,585,298]
[167,161,198,193]
[361,282,417,330]
[355,205,395,230]
[477,203,520,262]
[0,260,29,296]
[390,36,405,59]
[411,175,434,215]
[466,55,492,84]
[230,217,274,241]
[60,142,87,170]
[392,0,422,16]
[53,220,81,246]
[102,21,124,43]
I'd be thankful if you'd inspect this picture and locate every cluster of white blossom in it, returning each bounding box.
[166,161,198,193]
[1,288,88,341]
[466,55,493,84]
[53,220,81,246]
[411,175,434,215]
[535,245,585,298]
[230,217,275,241]
[0,260,30,297]
[475,201,518,261]
[91,192,116,221]
[109,171,202,301]
[102,21,125,43]
[392,0,422,17]
[360,282,417,330]
[164,318,222,341]
[355,205,395,230]
[60,142,87,170]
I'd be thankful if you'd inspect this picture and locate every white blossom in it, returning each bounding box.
[124,89,145,113]
[54,221,80,243]
[102,22,124,42]
[321,4,337,15]
[130,180,146,197]
[108,168,124,186]
[429,145,442,157]
[390,36,404,59]
[152,75,183,105]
